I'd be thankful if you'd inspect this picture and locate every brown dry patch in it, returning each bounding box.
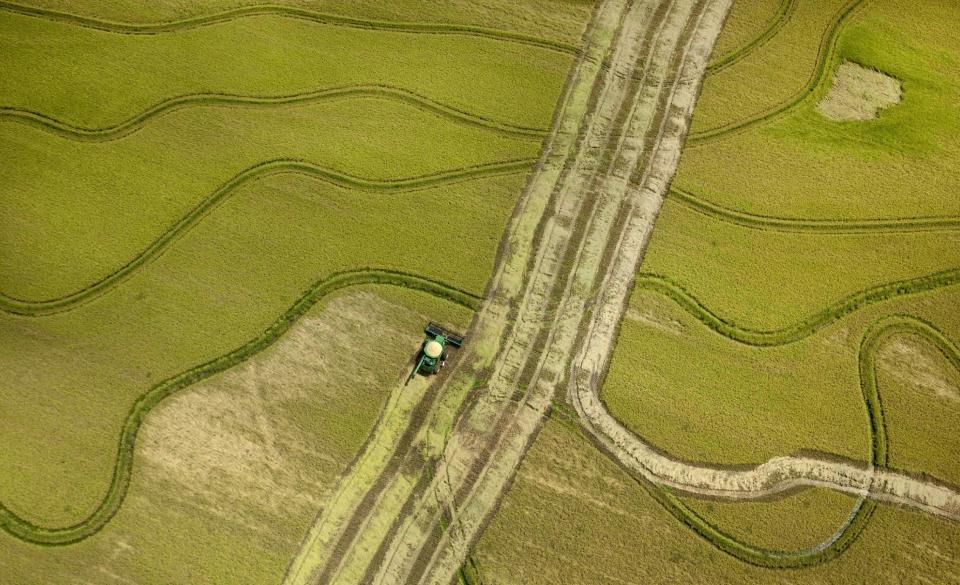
[625,306,686,335]
[877,334,960,403]
[138,290,424,530]
[817,60,902,121]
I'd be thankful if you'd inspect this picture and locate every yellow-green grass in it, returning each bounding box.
[474,418,960,584]
[0,96,539,301]
[708,0,784,68]
[0,171,518,527]
[11,0,595,46]
[691,0,852,135]
[639,198,960,329]
[680,0,960,219]
[0,7,572,130]
[878,334,960,486]
[0,286,472,585]
[678,489,859,553]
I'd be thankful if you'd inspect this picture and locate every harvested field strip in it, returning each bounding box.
[596,312,960,564]
[705,0,796,75]
[688,0,868,145]
[632,268,960,346]
[0,269,479,546]
[668,186,960,233]
[0,1,577,54]
[0,158,533,317]
[0,84,548,141]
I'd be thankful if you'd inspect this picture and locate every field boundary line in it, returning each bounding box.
[687,0,870,146]
[1,158,534,317]
[0,1,578,55]
[0,84,549,142]
[607,314,960,566]
[705,0,797,75]
[667,186,960,232]
[632,268,960,346]
[0,268,481,546]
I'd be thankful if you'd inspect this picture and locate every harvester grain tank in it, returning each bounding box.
[406,323,464,384]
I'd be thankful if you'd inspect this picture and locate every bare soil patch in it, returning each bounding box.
[878,334,960,403]
[139,291,422,528]
[817,61,902,121]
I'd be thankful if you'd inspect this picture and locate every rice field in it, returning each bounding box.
[475,0,960,580]
[0,0,593,580]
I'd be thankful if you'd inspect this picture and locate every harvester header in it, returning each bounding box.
[406,323,464,384]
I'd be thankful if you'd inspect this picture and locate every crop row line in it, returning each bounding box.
[0,1,578,55]
[687,0,869,146]
[0,268,481,546]
[0,84,548,143]
[705,0,797,75]
[668,186,960,233]
[0,157,534,317]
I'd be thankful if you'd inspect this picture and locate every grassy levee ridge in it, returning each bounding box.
[0,2,574,129]
[2,286,474,584]
[473,418,960,585]
[0,3,569,304]
[679,0,960,219]
[0,1,597,580]
[690,0,857,137]
[9,0,594,46]
[1,170,524,534]
[2,268,478,546]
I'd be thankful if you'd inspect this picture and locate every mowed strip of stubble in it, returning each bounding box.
[346,1,731,583]
[281,1,634,583]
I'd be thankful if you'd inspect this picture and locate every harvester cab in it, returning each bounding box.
[406,323,464,384]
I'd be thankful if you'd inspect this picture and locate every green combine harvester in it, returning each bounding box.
[406,323,464,384]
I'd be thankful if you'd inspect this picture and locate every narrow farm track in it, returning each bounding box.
[0,158,533,317]
[668,186,960,233]
[687,0,869,146]
[0,1,577,54]
[282,1,732,583]
[0,269,481,545]
[0,84,548,142]
[705,0,797,75]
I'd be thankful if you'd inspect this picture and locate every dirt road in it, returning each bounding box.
[282,1,732,583]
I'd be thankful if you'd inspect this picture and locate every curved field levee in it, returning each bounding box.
[688,0,868,145]
[0,3,573,131]
[705,0,796,75]
[0,1,578,52]
[0,84,549,142]
[593,275,960,566]
[0,92,540,305]
[0,158,534,317]
[668,186,960,233]
[631,268,960,346]
[0,268,480,546]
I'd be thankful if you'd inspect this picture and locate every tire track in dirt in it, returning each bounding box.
[0,84,547,142]
[279,1,733,583]
[1,158,533,317]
